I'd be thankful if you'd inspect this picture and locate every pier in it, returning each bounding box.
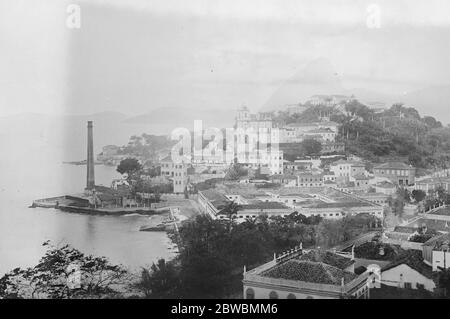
[31,195,161,216]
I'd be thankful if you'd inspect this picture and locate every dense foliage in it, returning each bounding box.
[0,241,128,299]
[274,101,450,169]
[136,212,380,298]
[116,158,142,180]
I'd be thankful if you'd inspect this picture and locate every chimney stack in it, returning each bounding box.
[86,121,95,190]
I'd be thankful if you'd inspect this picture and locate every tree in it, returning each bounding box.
[0,241,128,299]
[116,158,142,181]
[397,188,411,203]
[412,189,426,203]
[389,195,405,217]
[134,259,180,299]
[219,201,241,232]
[224,164,247,181]
[301,138,322,155]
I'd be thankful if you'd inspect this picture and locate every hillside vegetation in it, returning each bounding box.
[274,101,450,169]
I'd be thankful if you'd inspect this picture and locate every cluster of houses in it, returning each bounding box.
[92,101,450,298]
[242,219,450,299]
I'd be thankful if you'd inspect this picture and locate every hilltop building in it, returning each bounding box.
[307,94,353,107]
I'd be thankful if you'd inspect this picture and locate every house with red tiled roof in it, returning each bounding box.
[243,248,371,299]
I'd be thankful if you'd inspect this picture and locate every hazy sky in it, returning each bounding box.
[1,0,450,116]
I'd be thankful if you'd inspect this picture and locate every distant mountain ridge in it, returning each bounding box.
[259,59,450,125]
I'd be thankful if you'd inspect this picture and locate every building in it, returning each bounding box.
[374,181,397,195]
[269,174,298,186]
[198,189,293,221]
[414,177,450,193]
[287,104,308,115]
[303,128,336,142]
[422,233,450,271]
[295,172,324,187]
[279,127,301,143]
[354,192,390,206]
[307,95,353,107]
[243,248,371,299]
[283,160,313,173]
[321,142,345,154]
[198,185,384,221]
[234,107,282,175]
[160,155,189,193]
[236,106,273,131]
[350,175,371,191]
[373,162,416,186]
[283,121,339,139]
[381,252,435,292]
[330,160,366,184]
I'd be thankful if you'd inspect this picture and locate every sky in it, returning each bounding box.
[1,0,450,117]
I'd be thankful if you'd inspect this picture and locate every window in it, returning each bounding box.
[404,282,412,289]
[246,288,255,299]
[417,284,425,290]
[269,291,278,299]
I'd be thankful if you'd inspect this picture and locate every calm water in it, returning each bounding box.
[0,124,175,276]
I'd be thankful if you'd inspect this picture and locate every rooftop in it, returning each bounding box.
[305,128,335,134]
[200,189,231,209]
[416,177,450,184]
[241,201,289,210]
[428,207,450,216]
[298,250,355,270]
[423,233,450,251]
[374,162,414,170]
[375,181,397,189]
[261,250,357,285]
[393,226,419,234]
[405,218,450,233]
[382,251,433,279]
[269,174,298,180]
[331,160,365,167]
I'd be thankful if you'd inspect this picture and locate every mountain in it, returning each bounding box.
[124,107,236,132]
[398,86,450,125]
[261,58,345,111]
[258,58,450,125]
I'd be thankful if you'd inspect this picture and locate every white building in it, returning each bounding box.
[422,233,450,271]
[243,248,371,299]
[160,155,189,193]
[330,160,367,184]
[381,258,435,292]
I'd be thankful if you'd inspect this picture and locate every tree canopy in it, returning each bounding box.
[116,158,142,180]
[0,241,128,299]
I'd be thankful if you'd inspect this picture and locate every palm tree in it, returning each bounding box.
[219,201,241,232]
